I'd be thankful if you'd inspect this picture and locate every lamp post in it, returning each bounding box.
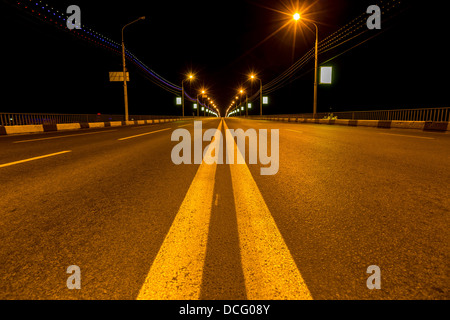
[121,16,145,121]
[181,74,194,117]
[250,74,263,116]
[197,90,205,117]
[294,13,319,118]
[239,89,248,117]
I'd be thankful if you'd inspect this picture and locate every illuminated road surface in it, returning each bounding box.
[0,118,448,299]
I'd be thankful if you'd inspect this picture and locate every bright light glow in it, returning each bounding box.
[248,103,252,109]
[263,96,269,104]
[320,66,333,84]
[193,103,197,109]
[176,97,182,105]
[293,13,300,21]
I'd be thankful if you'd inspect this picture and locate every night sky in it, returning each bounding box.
[1,0,448,117]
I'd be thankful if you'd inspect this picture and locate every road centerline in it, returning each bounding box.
[13,129,118,143]
[118,128,171,141]
[0,150,72,168]
[286,129,304,134]
[223,120,312,300]
[377,132,435,140]
[137,119,223,300]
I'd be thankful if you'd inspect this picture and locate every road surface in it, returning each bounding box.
[0,118,448,299]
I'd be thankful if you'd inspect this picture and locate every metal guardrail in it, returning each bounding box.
[0,113,182,126]
[246,107,450,122]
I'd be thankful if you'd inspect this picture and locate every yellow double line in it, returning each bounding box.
[137,119,223,300]
[137,119,311,300]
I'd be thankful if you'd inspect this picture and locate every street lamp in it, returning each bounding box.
[182,74,194,117]
[197,89,206,117]
[239,89,248,117]
[294,13,319,118]
[121,16,145,121]
[249,74,263,116]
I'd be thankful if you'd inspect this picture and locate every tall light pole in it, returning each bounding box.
[182,74,194,117]
[121,16,145,121]
[197,90,205,117]
[294,13,319,118]
[239,89,248,117]
[250,74,263,116]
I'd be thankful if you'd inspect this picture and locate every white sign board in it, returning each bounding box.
[176,97,182,105]
[320,67,332,84]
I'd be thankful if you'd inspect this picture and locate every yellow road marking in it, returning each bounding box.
[378,133,435,140]
[0,151,72,168]
[223,120,312,300]
[177,124,191,127]
[118,128,171,141]
[13,130,118,143]
[137,119,223,300]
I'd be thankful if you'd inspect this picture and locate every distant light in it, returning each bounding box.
[293,13,300,21]
[248,103,252,109]
[193,103,198,109]
[263,96,268,105]
[176,97,182,105]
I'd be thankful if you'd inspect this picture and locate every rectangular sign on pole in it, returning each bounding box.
[320,67,332,84]
[193,103,198,109]
[263,96,269,104]
[176,97,182,105]
[109,72,130,82]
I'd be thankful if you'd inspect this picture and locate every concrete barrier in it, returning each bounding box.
[252,117,449,133]
[56,123,81,131]
[88,122,105,128]
[0,117,184,136]
[4,125,44,135]
[110,121,123,127]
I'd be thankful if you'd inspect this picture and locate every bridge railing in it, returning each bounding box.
[245,107,450,122]
[0,113,182,126]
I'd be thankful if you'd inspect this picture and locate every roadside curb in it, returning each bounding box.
[253,117,450,133]
[0,118,183,136]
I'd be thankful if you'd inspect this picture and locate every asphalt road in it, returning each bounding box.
[0,118,448,300]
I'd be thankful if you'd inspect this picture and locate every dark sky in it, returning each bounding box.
[1,0,448,117]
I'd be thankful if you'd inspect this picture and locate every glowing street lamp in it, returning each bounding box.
[239,88,248,117]
[294,12,319,118]
[249,74,263,116]
[181,73,194,117]
[197,89,206,117]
